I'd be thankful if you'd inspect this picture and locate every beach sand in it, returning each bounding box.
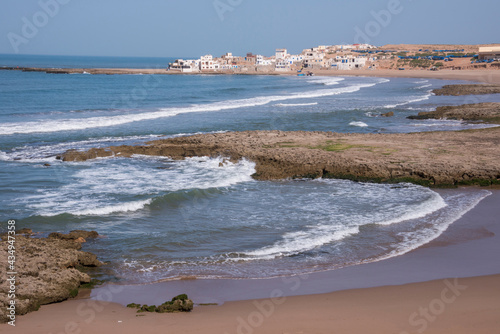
[3,189,500,334]
[3,67,500,84]
[310,69,500,85]
[3,275,499,334]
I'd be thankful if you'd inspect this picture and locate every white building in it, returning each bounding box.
[200,55,218,71]
[303,51,325,68]
[286,54,304,64]
[478,46,500,60]
[329,56,367,70]
[256,55,273,66]
[276,49,288,60]
[169,59,199,73]
[275,59,290,71]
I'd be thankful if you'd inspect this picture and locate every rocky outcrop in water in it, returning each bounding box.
[61,127,500,187]
[0,231,102,323]
[408,102,500,123]
[432,84,500,96]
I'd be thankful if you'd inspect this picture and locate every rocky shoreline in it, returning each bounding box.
[432,84,500,96]
[61,123,500,187]
[0,230,102,323]
[408,102,500,123]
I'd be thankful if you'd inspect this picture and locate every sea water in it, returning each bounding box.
[0,54,497,283]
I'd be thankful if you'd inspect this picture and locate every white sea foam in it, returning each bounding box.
[307,77,345,86]
[223,183,485,263]
[415,84,433,89]
[0,151,10,161]
[0,82,380,135]
[222,180,449,262]
[241,226,359,260]
[274,102,318,107]
[26,156,256,217]
[374,188,446,225]
[410,119,499,129]
[71,199,153,216]
[384,91,433,109]
[379,190,492,261]
[349,121,368,127]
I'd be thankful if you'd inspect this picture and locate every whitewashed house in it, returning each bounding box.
[330,55,367,70]
[275,59,290,71]
[200,55,216,71]
[256,55,273,66]
[169,59,199,73]
[276,49,288,60]
[286,54,304,64]
[303,50,325,68]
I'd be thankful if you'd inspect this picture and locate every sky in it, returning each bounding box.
[1,0,499,58]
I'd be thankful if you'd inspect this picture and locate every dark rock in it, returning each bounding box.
[77,252,102,267]
[131,294,194,314]
[433,84,500,96]
[157,299,194,313]
[17,228,33,235]
[49,230,99,241]
[381,111,394,117]
[408,103,500,123]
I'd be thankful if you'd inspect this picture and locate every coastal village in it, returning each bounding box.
[169,44,500,74]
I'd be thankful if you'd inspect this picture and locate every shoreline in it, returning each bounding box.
[4,188,500,333]
[89,188,500,305]
[2,66,500,84]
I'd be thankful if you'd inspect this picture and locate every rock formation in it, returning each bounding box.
[0,231,102,323]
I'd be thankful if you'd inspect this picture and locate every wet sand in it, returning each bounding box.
[3,189,499,333]
[3,275,500,334]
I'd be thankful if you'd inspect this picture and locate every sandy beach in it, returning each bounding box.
[309,69,500,85]
[3,189,499,334]
[2,67,500,84]
[3,275,499,334]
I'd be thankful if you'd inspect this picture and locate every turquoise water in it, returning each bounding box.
[0,55,497,283]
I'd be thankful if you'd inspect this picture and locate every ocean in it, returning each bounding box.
[0,54,497,284]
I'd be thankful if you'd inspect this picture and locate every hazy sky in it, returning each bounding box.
[1,0,499,58]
